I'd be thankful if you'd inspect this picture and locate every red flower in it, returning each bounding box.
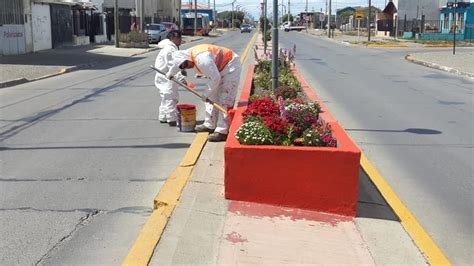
[243,97,279,119]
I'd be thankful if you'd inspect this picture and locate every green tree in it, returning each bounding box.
[281,14,294,23]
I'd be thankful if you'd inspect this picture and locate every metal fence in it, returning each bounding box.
[0,0,24,25]
[398,18,445,34]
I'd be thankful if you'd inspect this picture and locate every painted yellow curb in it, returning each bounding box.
[122,133,207,266]
[367,43,408,48]
[360,153,451,266]
[180,132,210,167]
[123,33,258,266]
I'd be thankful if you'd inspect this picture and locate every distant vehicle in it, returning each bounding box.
[145,24,168,43]
[282,21,305,32]
[181,13,211,36]
[240,24,252,33]
[160,22,179,33]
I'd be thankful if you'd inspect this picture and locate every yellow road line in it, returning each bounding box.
[360,153,451,266]
[122,32,258,266]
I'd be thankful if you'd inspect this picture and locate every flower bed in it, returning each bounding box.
[224,63,361,216]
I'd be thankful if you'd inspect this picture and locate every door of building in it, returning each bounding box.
[50,4,73,48]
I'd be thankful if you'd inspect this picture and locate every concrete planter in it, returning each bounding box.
[118,42,149,48]
[224,64,361,216]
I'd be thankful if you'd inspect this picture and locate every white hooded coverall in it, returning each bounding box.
[168,48,241,135]
[154,39,184,122]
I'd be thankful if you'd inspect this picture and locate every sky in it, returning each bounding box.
[194,0,391,19]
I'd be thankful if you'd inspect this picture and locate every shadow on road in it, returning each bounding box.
[347,127,442,135]
[357,168,399,221]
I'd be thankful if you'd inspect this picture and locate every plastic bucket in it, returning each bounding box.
[176,104,196,132]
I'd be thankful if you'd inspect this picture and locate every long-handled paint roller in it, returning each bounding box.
[150,66,228,114]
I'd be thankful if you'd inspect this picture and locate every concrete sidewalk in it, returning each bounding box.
[0,35,203,88]
[406,50,474,78]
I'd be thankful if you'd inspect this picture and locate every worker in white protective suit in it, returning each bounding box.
[167,44,241,142]
[154,30,186,126]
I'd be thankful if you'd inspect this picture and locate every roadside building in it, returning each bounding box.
[103,0,179,32]
[1,0,108,55]
[395,0,473,39]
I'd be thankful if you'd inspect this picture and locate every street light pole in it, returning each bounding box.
[194,0,197,36]
[328,0,331,38]
[368,0,371,42]
[263,1,267,51]
[288,0,290,25]
[453,0,457,55]
[272,0,279,90]
[114,0,119,47]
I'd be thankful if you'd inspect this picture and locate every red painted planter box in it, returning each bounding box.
[224,65,361,216]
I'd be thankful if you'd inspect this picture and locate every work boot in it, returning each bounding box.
[168,121,177,127]
[195,124,214,133]
[208,132,227,142]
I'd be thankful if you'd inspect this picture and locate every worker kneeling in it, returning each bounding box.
[168,44,241,142]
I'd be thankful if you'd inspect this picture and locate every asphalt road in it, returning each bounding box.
[279,31,473,264]
[0,30,253,265]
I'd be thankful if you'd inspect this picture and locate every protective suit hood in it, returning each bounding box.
[171,50,192,68]
[157,38,177,50]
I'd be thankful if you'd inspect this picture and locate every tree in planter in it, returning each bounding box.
[259,16,271,42]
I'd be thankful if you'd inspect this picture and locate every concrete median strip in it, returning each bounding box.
[123,32,257,266]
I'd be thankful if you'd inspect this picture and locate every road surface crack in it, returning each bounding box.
[34,209,103,265]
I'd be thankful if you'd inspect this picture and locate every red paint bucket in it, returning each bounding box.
[176,104,196,132]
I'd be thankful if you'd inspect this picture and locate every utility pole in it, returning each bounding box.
[368,0,371,41]
[453,0,457,55]
[328,0,331,38]
[213,0,216,29]
[264,0,267,53]
[114,0,119,47]
[288,0,290,25]
[178,0,182,30]
[232,1,235,29]
[194,0,197,35]
[141,0,145,30]
[272,0,278,90]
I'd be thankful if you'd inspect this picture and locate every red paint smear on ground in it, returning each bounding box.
[228,200,353,226]
[225,231,248,244]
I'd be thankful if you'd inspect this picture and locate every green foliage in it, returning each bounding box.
[259,16,270,32]
[279,67,301,90]
[218,11,245,22]
[275,85,299,100]
[281,14,294,22]
[233,19,242,28]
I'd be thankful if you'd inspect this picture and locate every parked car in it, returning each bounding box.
[240,24,252,33]
[160,22,179,33]
[145,24,168,43]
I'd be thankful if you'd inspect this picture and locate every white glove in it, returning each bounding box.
[176,75,187,85]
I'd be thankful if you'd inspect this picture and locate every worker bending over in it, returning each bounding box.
[168,44,241,142]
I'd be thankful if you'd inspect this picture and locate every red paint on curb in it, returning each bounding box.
[224,231,248,244]
[228,201,352,226]
[224,64,361,217]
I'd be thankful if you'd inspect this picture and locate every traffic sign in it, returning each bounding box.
[355,10,364,20]
[319,14,325,21]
